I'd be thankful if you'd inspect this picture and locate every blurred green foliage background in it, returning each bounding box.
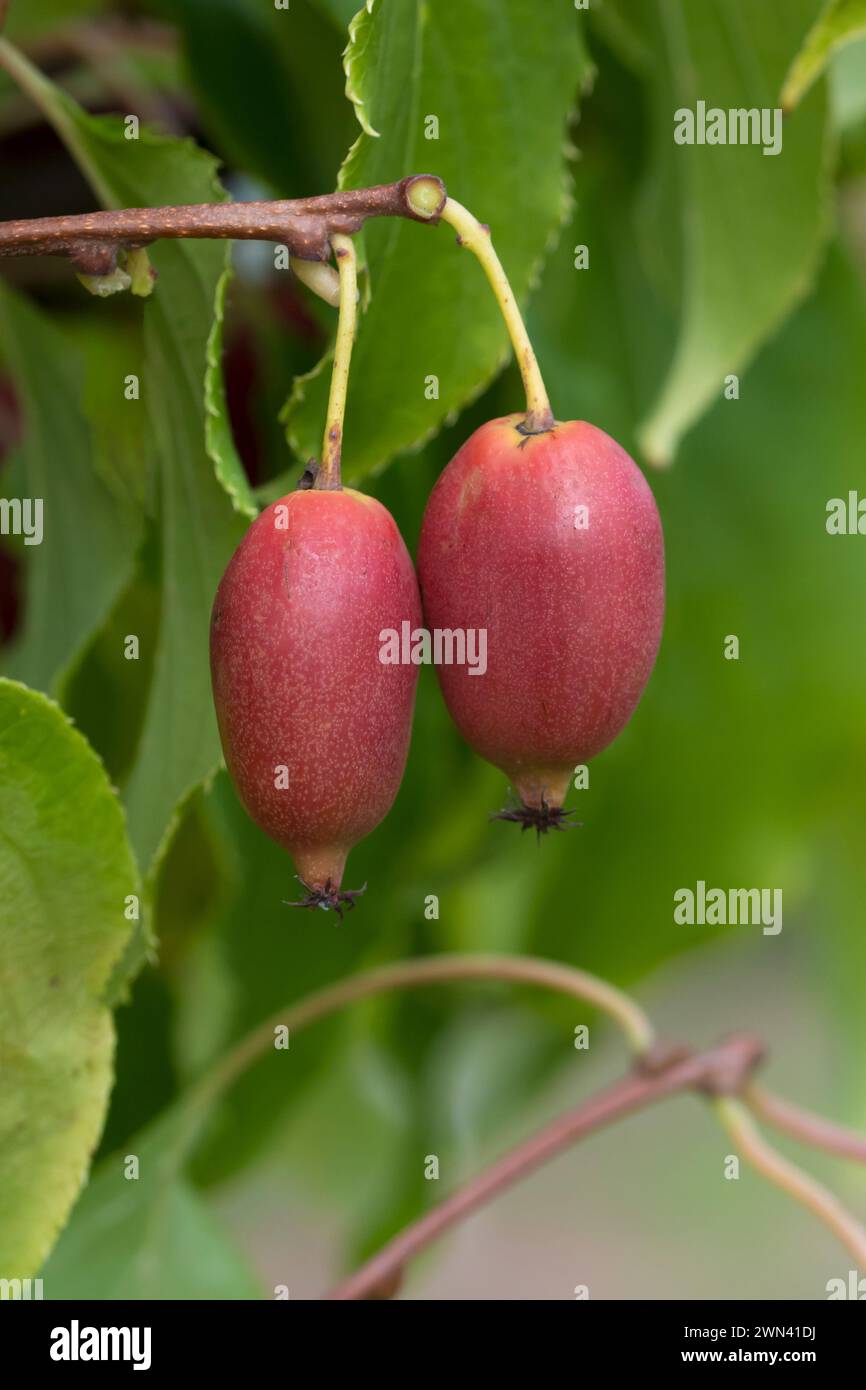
[0,0,864,1297]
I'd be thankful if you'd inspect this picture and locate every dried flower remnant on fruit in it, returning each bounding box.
[491,798,582,840]
[284,878,368,921]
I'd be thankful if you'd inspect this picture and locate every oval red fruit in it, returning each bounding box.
[210,488,421,909]
[417,415,664,821]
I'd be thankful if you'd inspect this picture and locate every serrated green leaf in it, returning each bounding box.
[635,0,831,466]
[0,284,140,696]
[283,0,590,483]
[0,678,139,1277]
[76,133,249,875]
[0,45,249,876]
[782,0,866,112]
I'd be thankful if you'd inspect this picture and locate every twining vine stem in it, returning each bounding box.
[714,1098,866,1273]
[189,954,656,1111]
[167,951,866,1299]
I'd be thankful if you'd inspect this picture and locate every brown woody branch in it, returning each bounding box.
[186,952,866,1300]
[0,174,447,275]
[326,1032,767,1300]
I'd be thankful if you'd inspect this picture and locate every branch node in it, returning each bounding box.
[697,1033,767,1097]
[633,1031,766,1096]
[404,174,447,221]
[632,1037,692,1078]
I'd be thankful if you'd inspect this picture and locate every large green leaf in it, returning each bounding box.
[123,243,246,875]
[67,125,250,875]
[782,0,866,111]
[0,285,140,696]
[629,0,831,465]
[0,678,138,1276]
[1,52,251,875]
[283,0,590,483]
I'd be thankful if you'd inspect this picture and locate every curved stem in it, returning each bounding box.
[745,1082,866,1165]
[157,953,654,1195]
[423,193,554,433]
[316,233,358,490]
[192,954,654,1120]
[715,1098,866,1272]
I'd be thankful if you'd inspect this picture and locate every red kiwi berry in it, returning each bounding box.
[210,479,422,915]
[417,414,665,835]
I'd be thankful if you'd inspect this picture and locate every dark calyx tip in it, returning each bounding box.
[490,798,581,842]
[283,877,367,921]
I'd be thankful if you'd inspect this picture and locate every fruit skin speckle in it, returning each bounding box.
[210,487,422,894]
[417,415,665,810]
